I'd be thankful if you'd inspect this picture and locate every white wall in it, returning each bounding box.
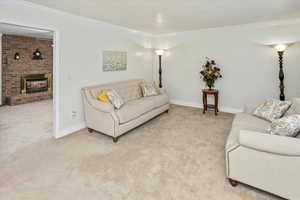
[152,22,300,112]
[0,33,2,105]
[0,1,154,137]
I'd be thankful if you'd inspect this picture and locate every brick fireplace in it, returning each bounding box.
[1,35,53,105]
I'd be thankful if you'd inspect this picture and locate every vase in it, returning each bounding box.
[206,79,215,90]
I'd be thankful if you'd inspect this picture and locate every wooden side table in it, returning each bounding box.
[202,89,219,115]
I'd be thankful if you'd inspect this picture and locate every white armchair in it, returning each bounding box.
[226,104,300,200]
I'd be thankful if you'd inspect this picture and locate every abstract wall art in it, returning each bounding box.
[103,51,127,72]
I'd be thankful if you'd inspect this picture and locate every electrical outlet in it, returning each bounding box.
[71,111,77,119]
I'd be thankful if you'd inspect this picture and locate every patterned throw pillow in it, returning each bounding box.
[106,89,124,109]
[253,99,292,122]
[140,82,159,97]
[285,98,300,116]
[152,82,161,95]
[268,115,300,137]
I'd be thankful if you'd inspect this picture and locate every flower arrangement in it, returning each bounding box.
[200,57,222,90]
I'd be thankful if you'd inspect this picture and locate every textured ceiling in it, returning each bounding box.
[25,0,300,34]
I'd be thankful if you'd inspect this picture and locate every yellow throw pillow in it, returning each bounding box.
[97,91,111,103]
[139,81,147,87]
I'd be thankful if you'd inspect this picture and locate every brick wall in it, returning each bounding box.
[1,35,53,105]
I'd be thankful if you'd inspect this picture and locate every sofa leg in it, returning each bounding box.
[88,128,94,133]
[166,109,169,113]
[113,137,118,143]
[228,178,238,187]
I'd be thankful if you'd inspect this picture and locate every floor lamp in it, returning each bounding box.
[274,44,288,101]
[155,50,165,88]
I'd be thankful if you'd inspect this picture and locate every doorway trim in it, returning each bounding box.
[0,20,60,138]
[0,33,2,105]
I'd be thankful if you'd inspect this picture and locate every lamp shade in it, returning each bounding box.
[274,44,287,52]
[155,49,164,56]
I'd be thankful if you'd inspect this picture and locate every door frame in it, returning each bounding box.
[0,33,2,105]
[0,20,60,138]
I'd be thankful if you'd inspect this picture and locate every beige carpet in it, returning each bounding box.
[0,104,282,200]
[0,100,53,160]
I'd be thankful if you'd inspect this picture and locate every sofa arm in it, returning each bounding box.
[239,130,300,156]
[244,104,259,114]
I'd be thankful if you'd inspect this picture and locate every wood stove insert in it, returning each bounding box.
[21,73,52,94]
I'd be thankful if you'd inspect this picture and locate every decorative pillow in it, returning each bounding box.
[152,82,161,95]
[285,98,300,116]
[97,91,111,103]
[140,81,158,97]
[267,115,300,137]
[253,99,292,122]
[106,89,124,109]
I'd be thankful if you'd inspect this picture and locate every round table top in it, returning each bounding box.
[202,89,219,94]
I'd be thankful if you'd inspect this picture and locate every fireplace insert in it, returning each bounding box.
[21,73,52,94]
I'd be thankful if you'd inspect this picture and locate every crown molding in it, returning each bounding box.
[155,18,300,37]
[2,0,300,38]
[1,0,154,37]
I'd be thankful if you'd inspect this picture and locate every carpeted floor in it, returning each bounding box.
[0,104,282,200]
[0,100,53,160]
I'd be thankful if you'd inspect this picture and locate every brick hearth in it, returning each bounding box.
[1,35,53,105]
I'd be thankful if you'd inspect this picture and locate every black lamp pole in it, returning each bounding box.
[278,51,285,101]
[158,55,162,88]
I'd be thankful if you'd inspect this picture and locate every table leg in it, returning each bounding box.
[202,93,206,114]
[214,93,218,115]
[217,93,219,113]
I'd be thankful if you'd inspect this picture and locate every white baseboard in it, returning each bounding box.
[170,99,242,114]
[56,122,86,139]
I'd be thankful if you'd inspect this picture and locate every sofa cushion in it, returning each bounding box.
[226,113,270,151]
[116,99,153,124]
[145,93,169,108]
[116,94,168,124]
[232,113,271,131]
[115,85,142,102]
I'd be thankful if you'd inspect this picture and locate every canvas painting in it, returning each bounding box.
[103,51,127,71]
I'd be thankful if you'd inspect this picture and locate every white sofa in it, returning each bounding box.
[226,104,300,200]
[82,79,169,142]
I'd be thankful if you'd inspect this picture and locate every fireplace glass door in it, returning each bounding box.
[21,73,52,94]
